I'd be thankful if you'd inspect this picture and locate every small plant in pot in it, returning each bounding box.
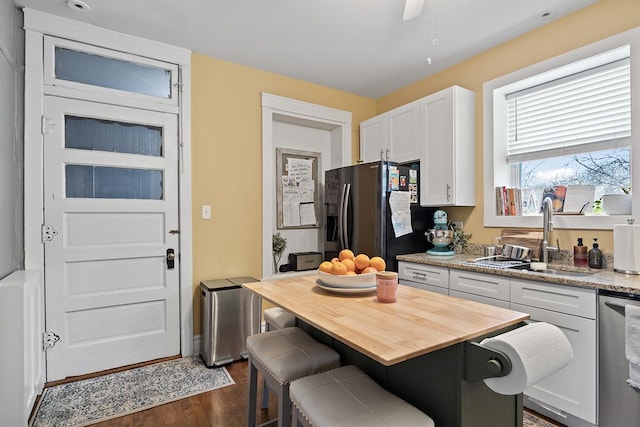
[602,186,631,215]
[449,228,472,254]
[272,232,287,272]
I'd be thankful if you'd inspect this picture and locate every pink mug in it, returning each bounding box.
[376,271,398,303]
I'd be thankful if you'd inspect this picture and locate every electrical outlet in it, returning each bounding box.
[451,221,463,230]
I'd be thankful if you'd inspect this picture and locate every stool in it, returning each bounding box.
[264,307,296,331]
[290,365,435,427]
[247,327,340,427]
[261,307,296,409]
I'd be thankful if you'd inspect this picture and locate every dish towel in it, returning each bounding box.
[625,304,640,389]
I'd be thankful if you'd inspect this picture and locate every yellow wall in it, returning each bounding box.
[376,0,640,255]
[191,57,375,333]
[190,0,638,334]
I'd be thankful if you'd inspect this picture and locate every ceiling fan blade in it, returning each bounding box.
[403,0,425,21]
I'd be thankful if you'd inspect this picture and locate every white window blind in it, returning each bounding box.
[506,58,630,163]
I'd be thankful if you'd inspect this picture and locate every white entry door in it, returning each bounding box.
[43,96,181,381]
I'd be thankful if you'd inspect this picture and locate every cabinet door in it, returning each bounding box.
[400,280,449,295]
[420,89,454,205]
[511,303,597,424]
[450,289,510,309]
[387,102,420,163]
[419,86,475,207]
[360,115,386,163]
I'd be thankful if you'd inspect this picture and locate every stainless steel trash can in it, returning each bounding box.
[200,277,261,367]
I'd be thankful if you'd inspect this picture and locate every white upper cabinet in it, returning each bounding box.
[420,86,475,207]
[359,86,475,206]
[360,101,420,164]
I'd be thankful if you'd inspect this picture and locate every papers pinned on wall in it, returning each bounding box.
[276,149,322,229]
[389,191,412,237]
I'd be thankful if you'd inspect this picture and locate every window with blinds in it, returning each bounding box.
[505,58,631,164]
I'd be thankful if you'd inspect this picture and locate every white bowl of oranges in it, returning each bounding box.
[317,250,386,288]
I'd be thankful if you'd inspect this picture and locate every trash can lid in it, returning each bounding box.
[200,279,238,291]
[228,276,259,285]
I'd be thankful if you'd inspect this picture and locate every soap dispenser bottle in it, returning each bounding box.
[588,238,603,269]
[574,238,588,267]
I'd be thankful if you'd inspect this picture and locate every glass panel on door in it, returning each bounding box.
[65,165,164,200]
[55,47,172,98]
[65,116,163,156]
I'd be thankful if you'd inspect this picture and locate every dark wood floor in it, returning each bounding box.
[52,358,562,427]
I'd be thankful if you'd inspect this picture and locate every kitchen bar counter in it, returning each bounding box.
[243,275,528,365]
[243,275,529,426]
[397,252,640,294]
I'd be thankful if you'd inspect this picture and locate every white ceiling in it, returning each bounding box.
[14,0,598,98]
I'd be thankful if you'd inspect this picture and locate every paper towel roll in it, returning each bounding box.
[481,322,573,395]
[614,224,640,274]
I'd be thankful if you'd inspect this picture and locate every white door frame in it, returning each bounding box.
[261,93,352,280]
[23,9,194,359]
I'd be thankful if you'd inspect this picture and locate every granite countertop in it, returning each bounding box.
[397,249,640,295]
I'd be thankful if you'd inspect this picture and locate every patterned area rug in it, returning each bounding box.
[31,356,234,427]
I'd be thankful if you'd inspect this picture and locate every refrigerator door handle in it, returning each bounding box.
[343,183,351,249]
[338,183,346,249]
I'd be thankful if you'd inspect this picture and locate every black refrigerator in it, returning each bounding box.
[324,161,436,272]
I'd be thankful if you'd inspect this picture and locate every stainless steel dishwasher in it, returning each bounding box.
[200,277,261,367]
[598,290,640,426]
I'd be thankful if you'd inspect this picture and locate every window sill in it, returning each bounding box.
[484,213,632,231]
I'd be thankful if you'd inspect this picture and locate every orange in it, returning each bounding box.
[330,257,340,264]
[354,254,370,270]
[318,261,333,273]
[345,271,357,276]
[361,266,377,274]
[369,256,386,272]
[341,258,356,273]
[339,249,355,261]
[331,262,348,275]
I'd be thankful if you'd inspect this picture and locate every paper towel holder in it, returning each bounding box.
[464,341,512,382]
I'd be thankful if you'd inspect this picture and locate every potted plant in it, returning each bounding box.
[602,186,631,215]
[449,228,472,254]
[272,232,287,272]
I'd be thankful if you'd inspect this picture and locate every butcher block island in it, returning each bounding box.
[243,275,530,427]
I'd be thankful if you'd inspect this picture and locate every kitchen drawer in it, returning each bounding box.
[450,289,510,309]
[449,269,510,301]
[397,262,449,289]
[511,279,596,319]
[400,280,449,295]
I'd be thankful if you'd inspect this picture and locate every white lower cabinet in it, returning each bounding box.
[399,263,598,425]
[449,269,510,304]
[398,261,449,295]
[511,279,597,426]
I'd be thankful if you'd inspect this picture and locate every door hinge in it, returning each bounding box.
[41,116,55,134]
[41,224,59,242]
[43,331,60,350]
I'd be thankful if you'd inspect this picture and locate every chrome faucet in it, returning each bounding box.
[541,197,558,264]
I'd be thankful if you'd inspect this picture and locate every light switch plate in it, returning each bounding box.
[201,205,211,220]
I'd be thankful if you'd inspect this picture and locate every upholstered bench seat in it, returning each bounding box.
[290,365,435,427]
[247,327,340,427]
[264,307,296,331]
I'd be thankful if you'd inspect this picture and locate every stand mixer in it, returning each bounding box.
[425,210,455,256]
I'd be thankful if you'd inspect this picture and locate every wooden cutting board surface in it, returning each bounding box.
[501,229,543,260]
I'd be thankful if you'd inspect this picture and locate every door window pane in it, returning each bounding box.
[65,116,163,157]
[66,165,164,200]
[55,47,172,98]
